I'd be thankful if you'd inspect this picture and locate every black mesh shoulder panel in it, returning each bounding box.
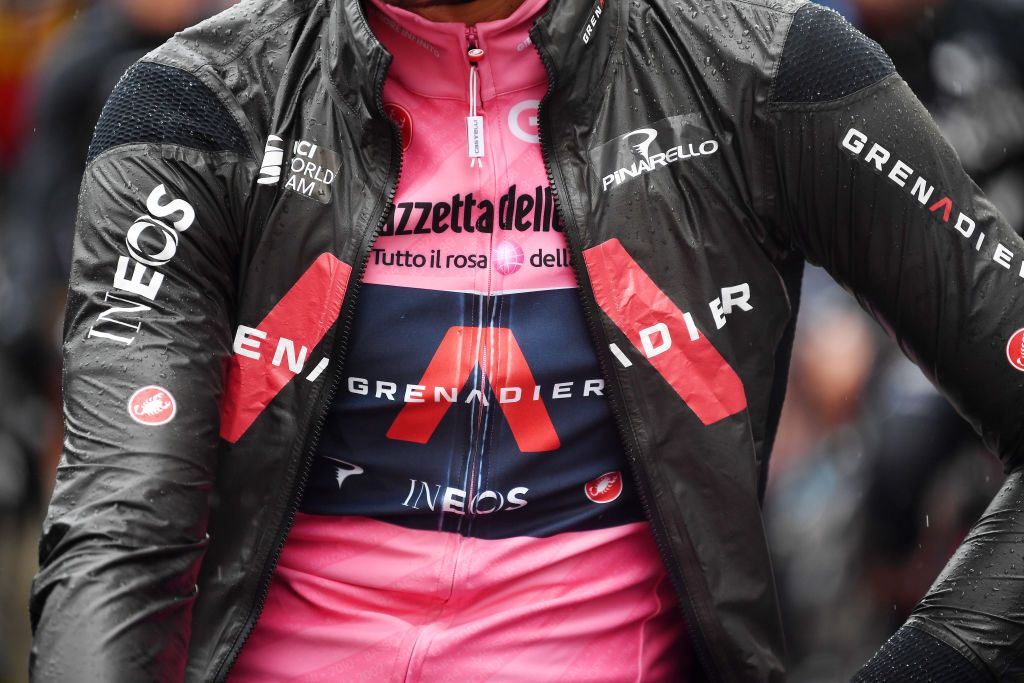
[87,61,251,163]
[852,626,989,683]
[772,4,895,105]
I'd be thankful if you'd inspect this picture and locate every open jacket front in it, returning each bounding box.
[30,0,1024,680]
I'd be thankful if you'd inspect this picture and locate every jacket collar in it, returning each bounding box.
[529,0,622,104]
[323,0,623,117]
[365,0,549,100]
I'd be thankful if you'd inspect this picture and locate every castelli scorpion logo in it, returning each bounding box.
[128,386,177,426]
[1008,328,1024,373]
[585,471,623,504]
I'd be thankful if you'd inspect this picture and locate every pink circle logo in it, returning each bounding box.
[1008,328,1024,372]
[509,99,540,144]
[128,386,177,426]
[493,240,525,275]
[585,471,623,504]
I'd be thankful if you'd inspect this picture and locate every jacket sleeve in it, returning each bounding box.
[768,5,1024,679]
[29,61,254,682]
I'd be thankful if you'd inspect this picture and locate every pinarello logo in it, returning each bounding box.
[1008,328,1024,372]
[128,386,177,426]
[384,103,413,152]
[585,471,623,504]
[493,240,525,275]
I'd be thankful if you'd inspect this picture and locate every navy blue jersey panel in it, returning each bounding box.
[302,284,643,539]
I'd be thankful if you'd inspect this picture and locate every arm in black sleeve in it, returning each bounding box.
[853,472,1024,682]
[768,5,1024,679]
[28,61,255,681]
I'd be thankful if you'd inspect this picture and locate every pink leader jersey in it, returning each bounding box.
[231,0,691,679]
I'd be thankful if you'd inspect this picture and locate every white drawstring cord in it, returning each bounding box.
[467,48,484,167]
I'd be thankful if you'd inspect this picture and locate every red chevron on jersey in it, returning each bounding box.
[583,238,746,425]
[386,326,560,452]
[220,253,351,443]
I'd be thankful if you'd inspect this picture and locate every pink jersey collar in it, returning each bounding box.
[366,0,550,100]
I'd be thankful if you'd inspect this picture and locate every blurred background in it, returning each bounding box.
[0,0,1021,681]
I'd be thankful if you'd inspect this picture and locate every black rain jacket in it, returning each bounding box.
[29,0,1024,680]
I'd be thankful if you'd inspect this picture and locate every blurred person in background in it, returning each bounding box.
[926,0,1024,233]
[0,0,79,168]
[0,3,84,680]
[0,2,234,681]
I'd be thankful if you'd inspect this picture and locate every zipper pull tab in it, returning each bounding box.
[467,43,485,168]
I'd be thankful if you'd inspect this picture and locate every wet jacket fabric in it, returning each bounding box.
[28,0,1024,680]
[231,0,689,677]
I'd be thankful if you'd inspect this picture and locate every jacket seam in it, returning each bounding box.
[745,5,795,258]
[84,143,256,171]
[321,0,374,119]
[905,619,997,681]
[763,0,803,107]
[763,5,791,113]
[768,70,902,112]
[206,5,318,70]
[760,72,782,254]
[719,0,801,14]
[607,0,628,91]
[320,44,363,120]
